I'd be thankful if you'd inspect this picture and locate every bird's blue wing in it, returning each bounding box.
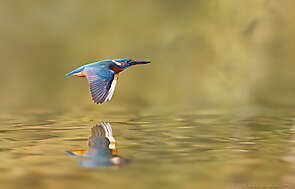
[85,66,115,104]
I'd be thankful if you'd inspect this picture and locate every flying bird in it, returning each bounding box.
[66,58,151,104]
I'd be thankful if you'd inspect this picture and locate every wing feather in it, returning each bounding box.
[85,66,118,104]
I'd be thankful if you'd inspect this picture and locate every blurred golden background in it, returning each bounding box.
[1,0,295,112]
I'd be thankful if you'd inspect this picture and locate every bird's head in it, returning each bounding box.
[111,58,151,69]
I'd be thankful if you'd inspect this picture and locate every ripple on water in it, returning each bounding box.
[0,109,294,188]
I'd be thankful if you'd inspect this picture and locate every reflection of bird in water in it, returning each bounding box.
[66,58,151,104]
[67,122,127,168]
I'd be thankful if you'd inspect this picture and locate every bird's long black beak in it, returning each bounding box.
[134,60,151,64]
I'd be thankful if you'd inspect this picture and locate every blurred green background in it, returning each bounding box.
[1,0,295,112]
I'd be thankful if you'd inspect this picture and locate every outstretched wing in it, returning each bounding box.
[85,66,118,104]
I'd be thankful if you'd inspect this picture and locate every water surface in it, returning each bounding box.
[0,107,294,189]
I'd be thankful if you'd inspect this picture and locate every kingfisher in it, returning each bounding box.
[66,58,151,104]
[67,122,127,167]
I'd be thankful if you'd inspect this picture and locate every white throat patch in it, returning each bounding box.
[112,60,121,66]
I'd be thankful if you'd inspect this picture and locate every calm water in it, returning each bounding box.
[0,107,294,189]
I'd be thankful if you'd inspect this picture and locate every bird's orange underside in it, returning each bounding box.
[110,65,124,73]
[71,67,122,77]
[114,73,119,80]
[71,70,86,77]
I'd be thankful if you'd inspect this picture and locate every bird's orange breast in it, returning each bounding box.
[110,65,124,73]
